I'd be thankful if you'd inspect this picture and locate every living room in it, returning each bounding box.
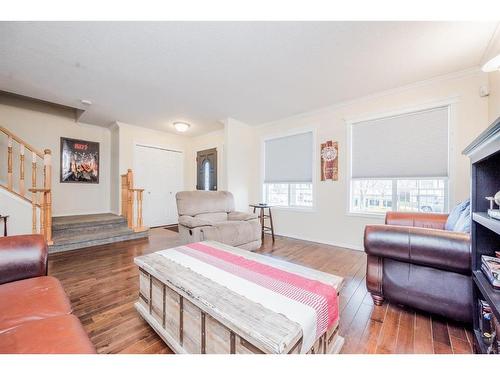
[1,2,500,374]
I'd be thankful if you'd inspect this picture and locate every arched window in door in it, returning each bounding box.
[196,148,218,191]
[203,159,210,191]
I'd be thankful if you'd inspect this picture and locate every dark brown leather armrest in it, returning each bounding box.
[385,212,448,230]
[0,235,48,285]
[364,225,470,275]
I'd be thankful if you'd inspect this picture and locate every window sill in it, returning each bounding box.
[345,211,387,219]
[271,206,316,213]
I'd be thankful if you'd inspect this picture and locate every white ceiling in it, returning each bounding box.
[0,21,498,136]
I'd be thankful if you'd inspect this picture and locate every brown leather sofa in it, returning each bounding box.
[364,212,472,323]
[0,234,95,353]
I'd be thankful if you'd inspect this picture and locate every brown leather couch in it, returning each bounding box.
[0,234,95,353]
[364,212,472,323]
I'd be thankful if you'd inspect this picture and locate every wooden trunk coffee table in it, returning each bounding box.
[134,241,344,354]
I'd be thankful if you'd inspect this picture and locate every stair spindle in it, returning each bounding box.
[137,190,143,229]
[39,192,45,238]
[32,201,37,234]
[19,144,25,196]
[43,149,53,245]
[31,152,38,234]
[7,136,13,190]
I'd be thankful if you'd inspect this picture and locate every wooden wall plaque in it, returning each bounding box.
[320,141,338,181]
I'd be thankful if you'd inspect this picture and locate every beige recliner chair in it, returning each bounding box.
[176,191,262,251]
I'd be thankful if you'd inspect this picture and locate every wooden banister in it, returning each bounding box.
[0,126,44,158]
[121,169,147,232]
[1,125,52,245]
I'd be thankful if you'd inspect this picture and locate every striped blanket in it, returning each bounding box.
[158,241,339,353]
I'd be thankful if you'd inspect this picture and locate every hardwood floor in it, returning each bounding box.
[48,228,473,354]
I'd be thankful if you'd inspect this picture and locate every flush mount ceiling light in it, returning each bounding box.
[482,54,500,72]
[173,122,191,132]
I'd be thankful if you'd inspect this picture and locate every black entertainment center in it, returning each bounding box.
[463,117,500,354]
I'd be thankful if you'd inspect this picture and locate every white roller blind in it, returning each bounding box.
[264,131,313,183]
[351,107,449,178]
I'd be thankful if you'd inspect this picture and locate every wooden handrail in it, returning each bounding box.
[2,125,52,245]
[0,126,44,158]
[121,169,147,232]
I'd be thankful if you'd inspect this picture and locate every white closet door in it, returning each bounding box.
[134,145,184,227]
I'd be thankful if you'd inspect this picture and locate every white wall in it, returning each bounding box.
[224,118,257,211]
[115,121,191,213]
[184,129,225,191]
[247,70,490,250]
[488,70,500,123]
[110,124,120,214]
[0,188,35,235]
[0,94,111,217]
[116,121,189,175]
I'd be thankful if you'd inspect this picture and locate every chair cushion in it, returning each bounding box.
[227,211,259,221]
[176,191,235,216]
[445,199,470,231]
[0,276,72,333]
[202,221,261,247]
[0,315,96,354]
[196,212,228,223]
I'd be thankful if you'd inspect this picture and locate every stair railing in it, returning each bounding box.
[1,126,53,244]
[121,169,146,232]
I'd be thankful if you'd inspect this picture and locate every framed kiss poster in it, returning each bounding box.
[60,137,99,183]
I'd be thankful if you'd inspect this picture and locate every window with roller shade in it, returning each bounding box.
[263,131,314,208]
[349,106,449,214]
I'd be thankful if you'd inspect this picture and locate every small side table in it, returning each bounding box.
[0,215,8,237]
[249,204,275,242]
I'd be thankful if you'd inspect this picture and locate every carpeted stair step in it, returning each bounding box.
[52,213,127,231]
[49,213,149,253]
[52,221,130,237]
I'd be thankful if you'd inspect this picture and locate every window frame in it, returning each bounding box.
[260,127,317,212]
[348,176,449,217]
[263,182,314,209]
[346,99,455,218]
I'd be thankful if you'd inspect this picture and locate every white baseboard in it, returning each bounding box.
[272,231,364,252]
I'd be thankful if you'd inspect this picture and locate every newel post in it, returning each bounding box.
[126,169,134,229]
[43,149,53,245]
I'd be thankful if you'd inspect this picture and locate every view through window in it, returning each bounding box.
[351,178,447,214]
[263,183,313,208]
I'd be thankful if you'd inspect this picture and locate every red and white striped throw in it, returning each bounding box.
[158,241,339,353]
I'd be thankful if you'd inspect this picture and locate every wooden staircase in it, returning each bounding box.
[1,125,149,251]
[1,125,53,244]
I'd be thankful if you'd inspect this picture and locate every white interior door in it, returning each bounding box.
[134,145,184,227]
